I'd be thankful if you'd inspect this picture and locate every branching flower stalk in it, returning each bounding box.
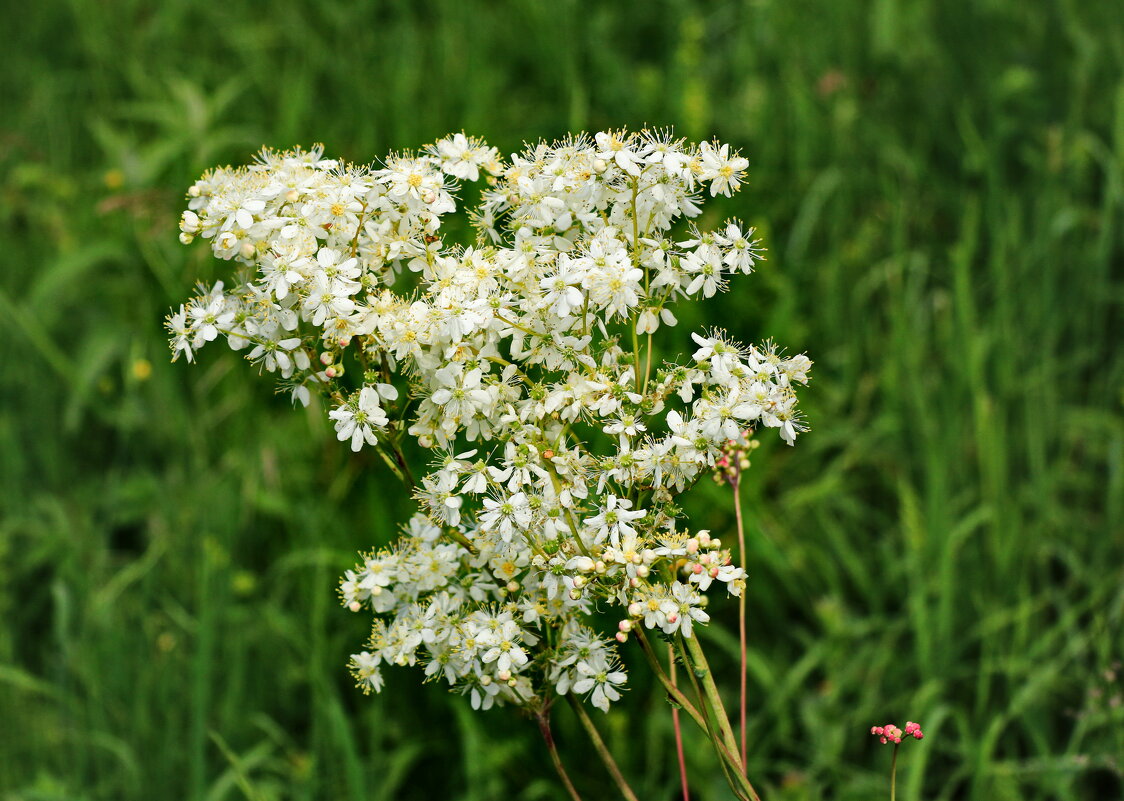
[167,129,811,801]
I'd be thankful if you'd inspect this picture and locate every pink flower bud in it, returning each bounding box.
[692,563,704,574]
[615,631,629,643]
[627,602,643,617]
[685,538,699,554]
[348,601,361,613]
[618,620,632,633]
[667,613,678,624]
[709,567,720,578]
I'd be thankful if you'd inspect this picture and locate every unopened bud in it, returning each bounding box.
[422,190,437,204]
[618,620,632,633]
[187,185,201,197]
[594,560,606,574]
[692,563,704,574]
[569,588,582,601]
[240,242,256,260]
[285,189,300,203]
[685,538,699,554]
[629,576,640,588]
[667,613,678,624]
[710,538,721,549]
[635,565,650,578]
[698,531,712,547]
[506,580,520,593]
[324,366,339,378]
[698,553,712,566]
[593,158,608,173]
[615,631,629,643]
[179,232,195,245]
[709,567,720,578]
[542,449,554,460]
[348,601,361,612]
[627,602,643,617]
[320,351,334,365]
[370,586,382,596]
[480,675,492,686]
[497,670,511,682]
[572,576,585,589]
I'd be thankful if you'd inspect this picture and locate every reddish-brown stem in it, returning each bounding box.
[669,643,691,801]
[536,711,583,801]
[732,471,748,772]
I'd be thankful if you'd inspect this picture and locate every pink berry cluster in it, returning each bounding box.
[870,721,924,744]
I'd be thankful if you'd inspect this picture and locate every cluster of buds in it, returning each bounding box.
[871,721,924,744]
[712,429,759,486]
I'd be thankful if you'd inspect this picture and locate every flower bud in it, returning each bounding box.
[180,211,200,234]
[240,242,256,260]
[506,580,520,593]
[710,538,721,549]
[627,602,643,617]
[667,613,678,624]
[629,577,640,588]
[422,190,437,204]
[618,620,632,633]
[615,631,629,643]
[692,563,704,575]
[320,351,334,365]
[593,158,608,173]
[594,560,606,574]
[497,670,511,682]
[187,185,201,197]
[285,189,300,203]
[569,588,582,601]
[685,538,699,554]
[348,601,361,613]
[179,232,195,245]
[635,565,649,578]
[572,576,585,589]
[542,449,554,460]
[480,675,492,686]
[709,567,720,578]
[698,532,712,547]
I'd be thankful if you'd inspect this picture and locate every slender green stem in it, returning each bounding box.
[683,634,742,769]
[633,629,753,798]
[536,711,583,801]
[890,743,899,801]
[566,695,639,801]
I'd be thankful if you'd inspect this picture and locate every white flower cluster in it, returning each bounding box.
[168,129,810,715]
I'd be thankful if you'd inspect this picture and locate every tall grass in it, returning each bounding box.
[2,1,1121,799]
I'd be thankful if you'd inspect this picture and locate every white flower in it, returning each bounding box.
[329,387,390,451]
[572,658,627,712]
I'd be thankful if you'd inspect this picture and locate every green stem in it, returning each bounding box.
[890,743,899,801]
[566,695,639,801]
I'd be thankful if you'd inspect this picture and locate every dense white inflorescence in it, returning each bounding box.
[169,129,810,714]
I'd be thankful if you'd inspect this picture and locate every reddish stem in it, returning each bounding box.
[669,643,691,801]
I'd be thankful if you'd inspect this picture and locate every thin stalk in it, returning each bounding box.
[536,711,583,801]
[683,635,762,801]
[732,472,748,771]
[566,695,640,801]
[890,743,899,801]
[633,629,749,787]
[674,637,743,801]
[668,644,690,801]
[683,635,740,764]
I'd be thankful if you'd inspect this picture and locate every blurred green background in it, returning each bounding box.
[2,1,1122,799]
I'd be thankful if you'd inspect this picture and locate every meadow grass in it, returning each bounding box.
[1,1,1122,799]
